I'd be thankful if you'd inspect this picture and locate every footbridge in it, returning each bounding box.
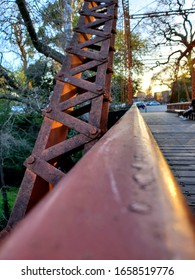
[0,0,195,260]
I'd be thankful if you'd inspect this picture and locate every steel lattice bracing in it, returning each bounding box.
[7,0,118,229]
[122,0,133,104]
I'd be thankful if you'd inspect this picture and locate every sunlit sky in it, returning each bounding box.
[1,0,194,95]
[129,0,159,93]
[119,0,193,93]
[129,0,156,14]
[126,0,195,94]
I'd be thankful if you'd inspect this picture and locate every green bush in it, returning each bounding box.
[0,187,19,230]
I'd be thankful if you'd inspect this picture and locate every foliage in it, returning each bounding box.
[0,187,19,230]
[0,106,43,182]
[170,77,192,103]
[145,0,195,78]
[112,28,148,101]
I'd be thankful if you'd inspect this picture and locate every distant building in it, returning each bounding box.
[161,90,171,103]
[136,91,146,100]
[154,91,171,103]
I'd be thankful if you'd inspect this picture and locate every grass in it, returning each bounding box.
[0,186,19,230]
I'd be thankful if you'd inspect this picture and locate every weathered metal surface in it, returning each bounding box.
[122,0,133,104]
[5,0,118,229]
[0,106,195,259]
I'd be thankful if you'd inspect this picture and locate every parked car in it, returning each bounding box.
[150,101,161,106]
[147,101,161,106]
[134,101,146,109]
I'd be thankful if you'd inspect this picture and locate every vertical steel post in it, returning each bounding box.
[122,0,133,104]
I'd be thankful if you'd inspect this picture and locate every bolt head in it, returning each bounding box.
[96,85,103,92]
[26,156,35,165]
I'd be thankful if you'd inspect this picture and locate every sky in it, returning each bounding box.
[117,0,162,93]
[128,0,166,93]
[127,0,195,94]
[129,0,156,14]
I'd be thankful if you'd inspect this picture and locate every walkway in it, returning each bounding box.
[142,109,195,215]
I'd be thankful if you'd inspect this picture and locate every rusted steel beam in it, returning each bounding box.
[5,0,118,230]
[122,0,133,104]
[0,106,195,259]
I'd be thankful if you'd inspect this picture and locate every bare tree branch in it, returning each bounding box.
[16,0,65,64]
[0,93,41,113]
[0,66,19,90]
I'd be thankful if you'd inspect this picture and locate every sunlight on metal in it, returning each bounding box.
[0,106,195,260]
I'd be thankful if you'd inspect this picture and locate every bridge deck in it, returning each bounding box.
[142,111,195,214]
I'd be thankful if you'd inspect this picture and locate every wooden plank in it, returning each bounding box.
[177,178,195,184]
[142,111,195,215]
[168,160,195,165]
[173,171,195,177]
[171,165,195,170]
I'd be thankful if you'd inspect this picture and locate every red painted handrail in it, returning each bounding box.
[0,105,195,259]
[167,102,191,111]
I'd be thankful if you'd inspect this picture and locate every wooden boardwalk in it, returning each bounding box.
[142,111,195,215]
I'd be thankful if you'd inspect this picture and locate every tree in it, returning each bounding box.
[144,0,195,100]
[112,28,148,102]
[14,0,83,63]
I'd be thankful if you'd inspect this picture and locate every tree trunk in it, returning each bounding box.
[182,79,190,101]
[61,0,73,50]
[16,0,65,64]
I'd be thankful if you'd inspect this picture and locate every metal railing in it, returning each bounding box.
[167,102,191,111]
[0,105,195,259]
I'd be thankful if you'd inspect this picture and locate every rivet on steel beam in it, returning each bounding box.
[45,107,52,113]
[66,46,73,52]
[96,85,104,92]
[64,77,70,83]
[104,32,111,38]
[90,128,98,135]
[26,156,35,165]
[100,56,108,62]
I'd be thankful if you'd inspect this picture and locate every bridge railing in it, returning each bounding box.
[167,102,191,112]
[0,105,195,259]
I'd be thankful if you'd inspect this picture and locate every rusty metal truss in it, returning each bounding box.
[7,0,118,229]
[122,0,133,104]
